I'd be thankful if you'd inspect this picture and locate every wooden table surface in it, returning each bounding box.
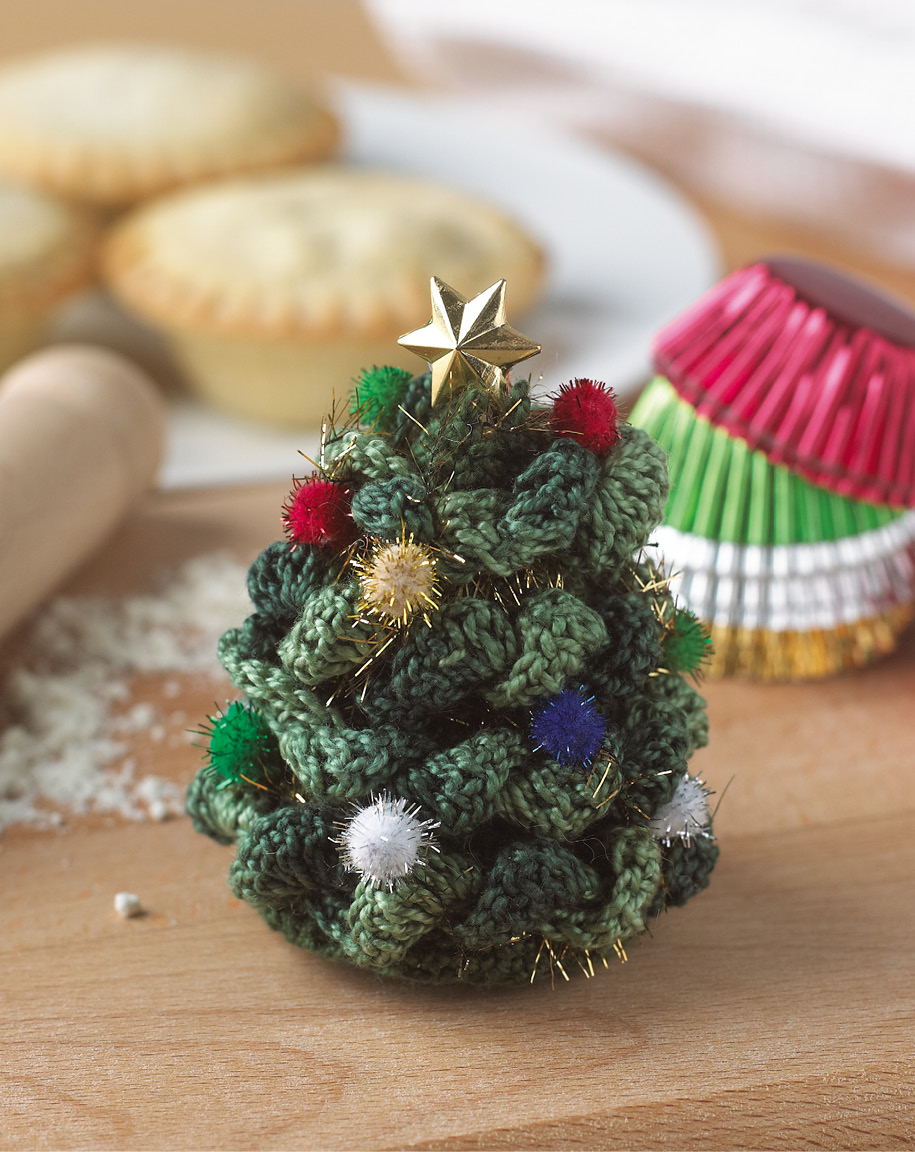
[2,4,915,1150]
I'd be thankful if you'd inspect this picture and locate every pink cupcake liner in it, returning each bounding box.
[653,259,915,507]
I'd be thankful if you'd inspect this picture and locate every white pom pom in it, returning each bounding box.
[336,793,439,889]
[649,774,713,846]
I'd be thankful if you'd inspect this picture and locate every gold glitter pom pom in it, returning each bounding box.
[355,533,441,627]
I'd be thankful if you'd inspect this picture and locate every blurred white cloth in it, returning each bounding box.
[367,0,915,264]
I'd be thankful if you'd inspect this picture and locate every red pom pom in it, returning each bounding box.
[282,474,355,550]
[550,378,620,456]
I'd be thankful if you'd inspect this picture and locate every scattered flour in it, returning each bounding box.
[114,891,143,918]
[0,553,251,832]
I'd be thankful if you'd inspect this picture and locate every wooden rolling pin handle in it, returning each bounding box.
[0,344,165,641]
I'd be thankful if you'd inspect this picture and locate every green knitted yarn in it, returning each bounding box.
[187,369,718,984]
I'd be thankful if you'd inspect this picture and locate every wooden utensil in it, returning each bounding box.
[0,344,165,641]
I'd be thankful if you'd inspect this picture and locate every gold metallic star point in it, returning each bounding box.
[398,277,541,405]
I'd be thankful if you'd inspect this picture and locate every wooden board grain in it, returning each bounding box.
[2,483,914,1151]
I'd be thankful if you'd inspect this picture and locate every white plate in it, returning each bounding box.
[52,82,720,489]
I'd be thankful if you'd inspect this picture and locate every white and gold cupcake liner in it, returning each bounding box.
[655,515,915,632]
[653,515,915,678]
[704,609,914,681]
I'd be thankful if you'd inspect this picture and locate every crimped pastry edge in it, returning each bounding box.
[101,169,546,342]
[0,195,98,313]
[0,105,340,209]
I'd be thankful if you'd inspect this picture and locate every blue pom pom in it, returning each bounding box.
[530,688,607,767]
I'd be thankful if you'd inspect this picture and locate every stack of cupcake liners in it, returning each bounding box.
[630,259,915,679]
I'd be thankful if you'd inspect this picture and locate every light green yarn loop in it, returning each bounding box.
[185,766,271,846]
[327,430,420,483]
[497,754,621,840]
[217,630,339,729]
[583,827,663,948]
[279,582,375,685]
[436,488,511,570]
[278,722,420,804]
[577,424,669,578]
[485,588,608,707]
[343,852,478,969]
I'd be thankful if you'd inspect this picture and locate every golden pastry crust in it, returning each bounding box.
[0,44,339,207]
[102,166,546,341]
[0,181,96,313]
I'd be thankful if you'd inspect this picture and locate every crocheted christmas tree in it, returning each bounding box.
[186,278,718,985]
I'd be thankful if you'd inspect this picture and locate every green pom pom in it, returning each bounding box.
[663,609,712,675]
[352,365,414,431]
[203,701,281,791]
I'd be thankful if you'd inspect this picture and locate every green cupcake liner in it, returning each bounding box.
[630,376,901,546]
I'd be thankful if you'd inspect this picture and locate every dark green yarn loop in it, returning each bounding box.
[453,826,661,953]
[186,373,717,984]
[591,592,664,698]
[576,424,669,581]
[395,727,522,836]
[391,371,433,445]
[457,841,600,945]
[234,542,331,661]
[246,541,329,621]
[646,674,709,754]
[229,613,282,666]
[416,379,538,489]
[652,834,719,911]
[434,438,599,579]
[362,596,516,725]
[229,805,344,906]
[616,693,690,814]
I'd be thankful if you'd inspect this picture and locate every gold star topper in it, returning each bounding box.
[398,277,541,405]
